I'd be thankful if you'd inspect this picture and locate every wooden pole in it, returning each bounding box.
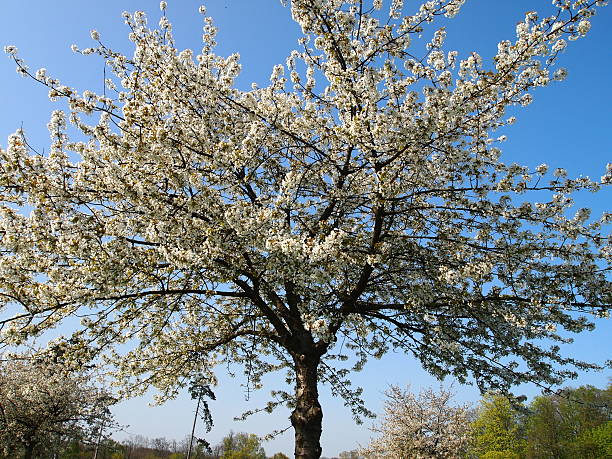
[186,392,202,459]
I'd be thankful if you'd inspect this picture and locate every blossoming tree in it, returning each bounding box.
[1,1,610,457]
[362,385,474,458]
[0,355,116,459]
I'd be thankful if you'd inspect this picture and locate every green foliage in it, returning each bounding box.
[572,421,612,458]
[467,384,612,459]
[270,453,290,459]
[525,384,612,459]
[480,452,521,459]
[469,393,526,458]
[523,395,561,458]
[220,432,266,459]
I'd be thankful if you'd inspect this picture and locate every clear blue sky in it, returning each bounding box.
[1,1,610,456]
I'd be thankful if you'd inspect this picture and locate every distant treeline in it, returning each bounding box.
[0,431,287,459]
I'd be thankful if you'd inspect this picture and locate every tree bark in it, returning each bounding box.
[291,353,323,459]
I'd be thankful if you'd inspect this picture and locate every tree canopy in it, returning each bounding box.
[0,1,610,457]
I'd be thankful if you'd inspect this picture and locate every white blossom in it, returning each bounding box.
[552,39,567,51]
[553,68,568,80]
[520,93,533,106]
[578,19,591,35]
[35,68,47,80]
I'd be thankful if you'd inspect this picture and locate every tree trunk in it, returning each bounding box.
[291,353,323,459]
[23,441,34,459]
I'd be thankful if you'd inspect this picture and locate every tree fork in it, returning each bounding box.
[291,353,323,459]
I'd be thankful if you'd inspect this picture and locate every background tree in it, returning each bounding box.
[524,384,611,459]
[57,437,126,459]
[469,393,526,459]
[0,1,610,458]
[219,432,266,459]
[337,451,363,459]
[362,385,473,458]
[186,379,215,458]
[0,355,117,459]
[572,420,612,459]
